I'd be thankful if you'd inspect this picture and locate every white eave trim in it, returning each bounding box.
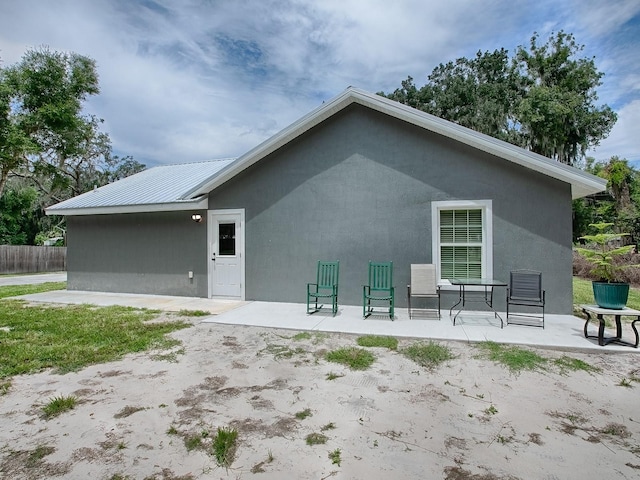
[45,196,209,216]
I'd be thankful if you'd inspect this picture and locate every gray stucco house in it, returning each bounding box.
[47,87,606,314]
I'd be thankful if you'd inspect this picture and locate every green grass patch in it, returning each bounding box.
[295,408,312,420]
[325,371,344,381]
[600,423,631,438]
[0,300,190,378]
[259,343,308,359]
[401,341,454,369]
[476,341,548,373]
[553,355,601,375]
[484,404,498,415]
[291,331,328,344]
[619,377,633,387]
[572,276,594,309]
[151,347,186,363]
[184,434,203,451]
[292,332,313,341]
[114,405,146,418]
[305,433,328,446]
[328,448,342,466]
[212,427,238,468]
[0,380,10,395]
[250,450,275,474]
[0,281,66,299]
[357,335,398,350]
[26,445,55,467]
[177,309,210,317]
[325,347,375,370]
[42,395,77,418]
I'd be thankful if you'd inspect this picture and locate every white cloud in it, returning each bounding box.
[587,99,640,163]
[1,0,639,166]
[571,0,640,37]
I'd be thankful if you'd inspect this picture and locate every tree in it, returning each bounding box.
[380,31,617,166]
[514,31,617,165]
[0,47,101,199]
[596,157,640,243]
[0,184,39,245]
[0,70,37,196]
[0,47,145,244]
[385,49,522,144]
[572,156,640,243]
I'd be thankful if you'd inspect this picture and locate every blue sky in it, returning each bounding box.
[1,0,638,168]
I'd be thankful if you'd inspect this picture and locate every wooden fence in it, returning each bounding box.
[0,245,67,274]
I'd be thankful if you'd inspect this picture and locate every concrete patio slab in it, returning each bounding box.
[203,301,638,353]
[6,273,638,353]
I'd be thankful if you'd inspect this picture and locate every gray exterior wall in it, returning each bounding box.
[209,104,573,313]
[66,211,208,297]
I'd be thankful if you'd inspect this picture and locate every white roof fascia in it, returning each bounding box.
[45,196,208,216]
[189,87,606,200]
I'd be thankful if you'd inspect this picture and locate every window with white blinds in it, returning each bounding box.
[440,209,482,279]
[432,201,492,282]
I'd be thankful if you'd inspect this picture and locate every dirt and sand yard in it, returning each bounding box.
[1,315,639,479]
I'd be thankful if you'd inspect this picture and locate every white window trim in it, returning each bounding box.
[431,200,493,290]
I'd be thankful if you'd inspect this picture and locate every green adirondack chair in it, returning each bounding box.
[363,261,395,319]
[307,261,339,315]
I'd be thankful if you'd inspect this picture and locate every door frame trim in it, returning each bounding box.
[207,208,245,300]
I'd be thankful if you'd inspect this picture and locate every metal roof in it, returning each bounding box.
[47,87,606,216]
[46,159,235,215]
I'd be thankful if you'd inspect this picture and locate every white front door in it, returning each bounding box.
[208,210,244,298]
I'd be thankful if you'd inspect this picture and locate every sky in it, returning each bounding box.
[1,0,639,168]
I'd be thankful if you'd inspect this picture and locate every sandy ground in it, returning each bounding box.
[1,314,639,480]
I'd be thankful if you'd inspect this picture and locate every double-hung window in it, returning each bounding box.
[432,200,493,282]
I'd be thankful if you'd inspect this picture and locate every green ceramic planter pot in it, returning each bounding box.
[592,281,629,310]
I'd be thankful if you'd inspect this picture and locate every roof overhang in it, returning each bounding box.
[45,196,208,216]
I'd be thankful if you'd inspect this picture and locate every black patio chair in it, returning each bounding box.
[506,270,545,328]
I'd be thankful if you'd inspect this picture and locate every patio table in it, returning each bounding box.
[449,278,507,328]
[581,304,640,348]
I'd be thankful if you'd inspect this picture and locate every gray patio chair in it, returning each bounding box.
[407,264,441,319]
[506,270,545,328]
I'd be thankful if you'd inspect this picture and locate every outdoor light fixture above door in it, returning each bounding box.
[191,214,202,223]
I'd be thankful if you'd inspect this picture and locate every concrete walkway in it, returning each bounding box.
[0,272,67,286]
[4,272,638,353]
[14,288,243,316]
